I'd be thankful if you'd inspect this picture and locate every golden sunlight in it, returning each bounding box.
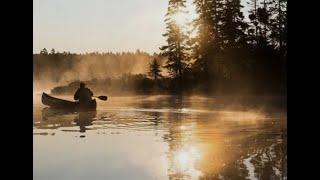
[172,1,198,33]
[218,111,265,122]
[172,11,189,28]
[177,151,189,166]
[173,146,202,178]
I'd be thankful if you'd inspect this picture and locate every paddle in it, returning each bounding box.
[93,95,108,101]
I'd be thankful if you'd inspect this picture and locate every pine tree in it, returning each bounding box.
[160,0,190,79]
[220,0,248,49]
[269,0,287,55]
[192,0,225,84]
[256,0,270,48]
[50,48,56,55]
[148,58,162,81]
[40,48,48,55]
[213,0,250,83]
[247,0,259,47]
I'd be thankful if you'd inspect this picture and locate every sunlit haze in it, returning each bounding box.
[33,0,287,178]
[33,0,197,54]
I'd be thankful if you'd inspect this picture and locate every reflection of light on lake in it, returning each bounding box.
[177,151,188,167]
[34,95,286,179]
[173,146,202,179]
[219,111,265,122]
[180,108,188,113]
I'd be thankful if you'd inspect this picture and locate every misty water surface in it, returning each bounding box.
[33,95,286,180]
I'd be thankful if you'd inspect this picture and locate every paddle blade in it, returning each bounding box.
[97,96,108,101]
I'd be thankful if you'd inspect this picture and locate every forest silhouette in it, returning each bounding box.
[34,0,286,95]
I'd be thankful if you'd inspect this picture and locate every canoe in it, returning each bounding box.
[41,93,96,111]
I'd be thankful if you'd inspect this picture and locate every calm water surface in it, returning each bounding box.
[33,95,287,180]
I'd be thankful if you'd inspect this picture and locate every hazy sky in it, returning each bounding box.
[33,0,248,54]
[33,0,169,54]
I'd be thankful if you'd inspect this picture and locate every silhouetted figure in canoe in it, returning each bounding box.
[74,82,93,104]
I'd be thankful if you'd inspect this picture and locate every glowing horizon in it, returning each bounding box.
[33,0,167,54]
[33,0,250,54]
[33,0,199,54]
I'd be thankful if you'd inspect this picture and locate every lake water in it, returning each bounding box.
[33,95,287,180]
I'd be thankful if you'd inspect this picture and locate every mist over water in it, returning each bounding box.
[33,0,287,178]
[33,50,286,179]
[33,94,286,180]
[33,51,167,92]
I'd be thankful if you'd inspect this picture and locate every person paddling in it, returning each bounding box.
[74,82,94,105]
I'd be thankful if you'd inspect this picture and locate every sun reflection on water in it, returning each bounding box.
[34,94,286,179]
[172,146,202,179]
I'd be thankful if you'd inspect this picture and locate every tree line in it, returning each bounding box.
[35,0,287,95]
[33,49,164,86]
[155,0,287,94]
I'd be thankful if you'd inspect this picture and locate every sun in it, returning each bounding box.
[171,1,198,33]
[172,11,189,28]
